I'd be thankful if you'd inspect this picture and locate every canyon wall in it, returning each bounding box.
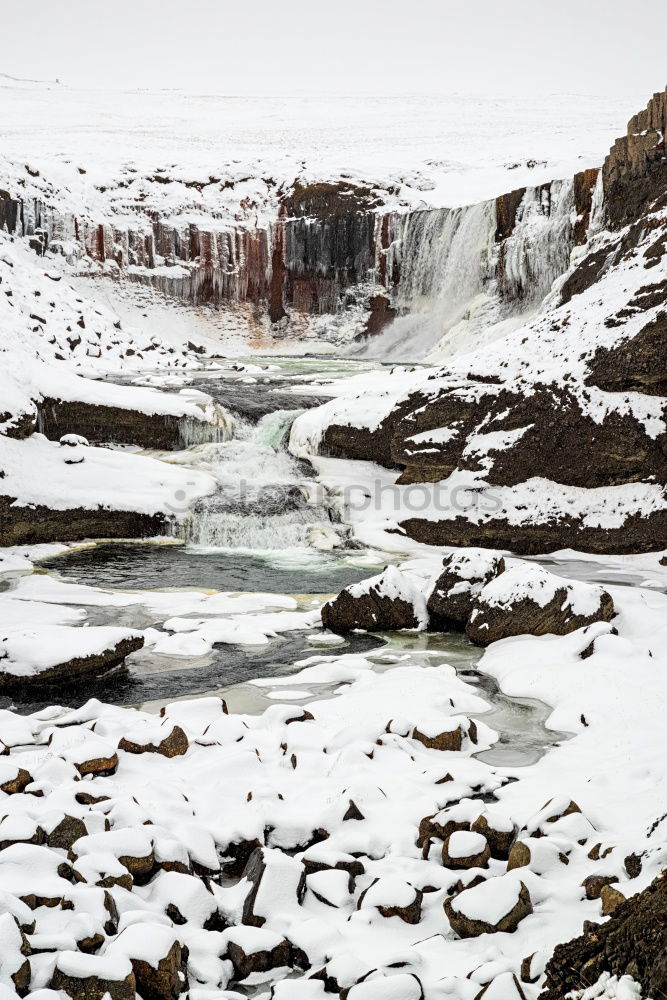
[1,165,600,342]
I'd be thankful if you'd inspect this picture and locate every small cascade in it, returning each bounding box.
[173,405,338,552]
[180,501,331,551]
[250,409,305,450]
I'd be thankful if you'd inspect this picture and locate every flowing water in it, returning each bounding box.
[9,355,638,768]
[6,355,567,768]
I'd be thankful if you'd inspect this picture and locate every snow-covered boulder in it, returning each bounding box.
[106,924,187,1000]
[224,926,291,983]
[59,434,88,464]
[427,548,506,630]
[0,762,32,796]
[0,626,144,693]
[51,952,136,1000]
[442,830,491,870]
[357,876,423,924]
[321,567,428,634]
[445,874,533,937]
[471,813,517,861]
[466,563,614,646]
[70,829,155,885]
[118,719,189,759]
[241,848,302,928]
[411,714,476,752]
[0,914,30,996]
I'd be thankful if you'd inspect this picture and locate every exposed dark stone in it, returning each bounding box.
[398,508,667,557]
[36,398,197,449]
[539,872,667,1000]
[496,188,527,242]
[559,246,612,305]
[465,578,614,647]
[360,294,397,337]
[130,940,187,1000]
[471,815,517,861]
[581,874,619,900]
[46,816,89,852]
[572,168,600,244]
[51,963,136,1000]
[586,310,667,396]
[227,935,291,982]
[0,496,167,547]
[0,635,144,693]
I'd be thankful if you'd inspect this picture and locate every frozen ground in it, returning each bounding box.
[0,80,644,221]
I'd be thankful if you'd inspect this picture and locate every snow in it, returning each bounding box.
[446,831,488,859]
[450,872,526,925]
[0,84,641,223]
[0,625,140,678]
[55,951,132,980]
[476,562,608,616]
[566,973,646,1000]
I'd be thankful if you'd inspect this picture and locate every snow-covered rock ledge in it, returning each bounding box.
[0,434,216,546]
[0,626,143,693]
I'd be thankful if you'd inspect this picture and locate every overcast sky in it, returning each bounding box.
[4,0,666,97]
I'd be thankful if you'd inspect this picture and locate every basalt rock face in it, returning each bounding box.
[36,399,186,450]
[602,88,667,229]
[0,165,593,340]
[0,496,167,547]
[539,872,667,1000]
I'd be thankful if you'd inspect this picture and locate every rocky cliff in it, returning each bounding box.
[0,160,598,348]
[290,87,667,555]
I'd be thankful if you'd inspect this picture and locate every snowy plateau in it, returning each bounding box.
[0,77,666,1000]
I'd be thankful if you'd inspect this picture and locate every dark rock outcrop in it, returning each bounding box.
[36,399,193,449]
[465,567,615,647]
[586,309,667,396]
[399,508,667,557]
[0,496,167,546]
[0,634,144,693]
[539,872,667,1000]
[321,567,426,633]
[602,88,667,229]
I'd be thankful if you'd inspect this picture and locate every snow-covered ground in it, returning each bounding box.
[0,81,644,221]
[0,79,665,1000]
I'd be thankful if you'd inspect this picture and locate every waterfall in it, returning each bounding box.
[356,201,497,360]
[179,502,331,551]
[392,202,496,312]
[358,178,579,362]
[177,402,235,447]
[496,179,575,304]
